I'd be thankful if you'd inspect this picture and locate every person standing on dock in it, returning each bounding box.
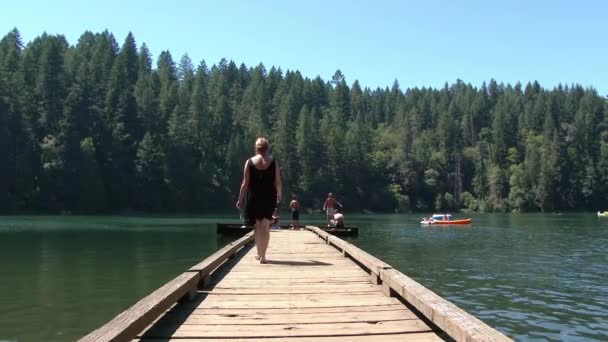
[289,195,300,229]
[322,193,342,227]
[236,137,282,264]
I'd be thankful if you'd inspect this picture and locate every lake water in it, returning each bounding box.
[0,213,607,341]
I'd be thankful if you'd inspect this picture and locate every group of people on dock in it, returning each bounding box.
[269,193,344,230]
[236,137,345,263]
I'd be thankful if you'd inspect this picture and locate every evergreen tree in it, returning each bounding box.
[135,132,167,210]
[103,33,140,208]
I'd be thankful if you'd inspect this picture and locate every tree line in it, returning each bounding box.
[1,29,607,214]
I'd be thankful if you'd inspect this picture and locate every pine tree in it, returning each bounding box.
[103,33,140,208]
[0,29,24,211]
[135,132,167,210]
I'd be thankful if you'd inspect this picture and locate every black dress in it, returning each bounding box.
[246,158,277,225]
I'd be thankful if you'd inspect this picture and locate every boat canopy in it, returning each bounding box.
[431,214,452,220]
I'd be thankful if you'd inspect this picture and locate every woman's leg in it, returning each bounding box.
[255,218,270,263]
[253,219,261,259]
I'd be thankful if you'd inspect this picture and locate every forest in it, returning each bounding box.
[1,29,607,214]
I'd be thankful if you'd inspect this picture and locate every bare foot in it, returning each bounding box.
[259,258,268,264]
[254,255,260,260]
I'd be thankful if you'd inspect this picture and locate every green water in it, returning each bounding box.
[1,214,607,341]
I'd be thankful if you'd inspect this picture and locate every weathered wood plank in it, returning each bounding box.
[214,277,372,286]
[219,270,369,278]
[136,331,444,341]
[178,304,407,315]
[205,284,379,294]
[197,297,402,309]
[141,319,433,338]
[160,309,418,325]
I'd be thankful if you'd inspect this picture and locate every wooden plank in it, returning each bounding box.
[179,304,407,315]
[198,295,400,308]
[141,319,433,338]
[137,331,444,341]
[195,300,401,310]
[232,261,357,267]
[205,285,379,294]
[204,290,379,295]
[228,267,361,271]
[161,309,418,325]
[220,270,369,278]
[200,293,395,300]
[214,278,372,285]
[229,264,361,269]
[252,253,344,258]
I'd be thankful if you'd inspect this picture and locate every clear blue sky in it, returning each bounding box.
[2,0,607,95]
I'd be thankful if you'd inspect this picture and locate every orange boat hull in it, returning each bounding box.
[428,218,472,225]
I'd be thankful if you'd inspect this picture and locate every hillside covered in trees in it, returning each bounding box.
[1,29,607,214]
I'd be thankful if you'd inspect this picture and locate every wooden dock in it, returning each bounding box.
[80,227,511,342]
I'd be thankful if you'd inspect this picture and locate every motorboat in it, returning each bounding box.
[421,214,472,225]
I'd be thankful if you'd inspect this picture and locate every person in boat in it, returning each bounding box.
[271,208,280,230]
[323,193,342,227]
[236,137,282,264]
[330,207,345,228]
[289,195,300,229]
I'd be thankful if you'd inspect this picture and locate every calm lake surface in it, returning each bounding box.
[1,213,607,341]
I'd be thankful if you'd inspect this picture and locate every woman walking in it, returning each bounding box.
[236,137,282,264]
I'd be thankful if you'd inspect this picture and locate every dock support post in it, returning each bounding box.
[381,282,397,297]
[200,274,211,288]
[370,272,381,285]
[179,286,197,302]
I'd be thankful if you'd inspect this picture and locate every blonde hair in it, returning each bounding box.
[255,137,269,153]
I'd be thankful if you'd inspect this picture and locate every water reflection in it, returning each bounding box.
[0,216,226,341]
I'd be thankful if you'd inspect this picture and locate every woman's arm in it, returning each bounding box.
[274,160,282,204]
[236,159,250,209]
